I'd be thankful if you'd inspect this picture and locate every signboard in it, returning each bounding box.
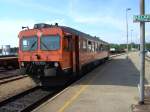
[133,15,150,22]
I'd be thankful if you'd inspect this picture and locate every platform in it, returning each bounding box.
[33,53,150,112]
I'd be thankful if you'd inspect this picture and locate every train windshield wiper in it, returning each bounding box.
[29,41,37,51]
[41,41,49,50]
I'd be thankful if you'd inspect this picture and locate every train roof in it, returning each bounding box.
[33,23,109,45]
[60,26,108,45]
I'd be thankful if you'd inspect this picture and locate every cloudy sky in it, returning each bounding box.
[0,0,150,47]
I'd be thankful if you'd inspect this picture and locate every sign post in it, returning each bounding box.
[139,0,145,104]
[133,0,150,104]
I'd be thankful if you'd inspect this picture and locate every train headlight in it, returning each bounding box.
[54,62,59,67]
[21,62,24,67]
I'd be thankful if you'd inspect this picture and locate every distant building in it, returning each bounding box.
[1,45,11,55]
[0,45,18,56]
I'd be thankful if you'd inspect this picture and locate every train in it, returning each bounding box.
[18,23,109,86]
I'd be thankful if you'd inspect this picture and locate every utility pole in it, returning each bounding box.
[139,0,145,104]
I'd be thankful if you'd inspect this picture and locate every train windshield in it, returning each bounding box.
[40,35,60,50]
[21,36,38,51]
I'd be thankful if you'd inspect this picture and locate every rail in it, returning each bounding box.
[0,75,28,85]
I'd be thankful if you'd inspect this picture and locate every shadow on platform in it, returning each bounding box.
[79,58,148,87]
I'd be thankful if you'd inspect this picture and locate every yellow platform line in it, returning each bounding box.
[58,85,88,112]
[57,63,108,112]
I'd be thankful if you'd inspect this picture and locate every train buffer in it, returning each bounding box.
[31,52,150,112]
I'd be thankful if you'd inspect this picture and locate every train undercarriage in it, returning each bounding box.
[19,57,108,87]
[20,61,73,86]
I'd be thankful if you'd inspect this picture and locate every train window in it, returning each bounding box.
[63,38,68,51]
[97,43,99,51]
[64,37,72,51]
[101,44,106,51]
[68,38,72,51]
[21,36,37,51]
[92,42,95,52]
[88,41,91,45]
[107,45,110,51]
[98,43,101,51]
[88,41,92,52]
[95,43,98,52]
[96,43,99,52]
[101,44,103,51]
[99,44,103,51]
[41,35,60,50]
[105,45,109,51]
[83,40,87,49]
[94,42,96,52]
[79,39,82,50]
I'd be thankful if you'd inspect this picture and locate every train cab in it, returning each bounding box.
[18,23,73,78]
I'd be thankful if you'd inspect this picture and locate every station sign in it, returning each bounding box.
[133,15,150,22]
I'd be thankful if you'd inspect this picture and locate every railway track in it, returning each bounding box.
[0,73,20,80]
[0,68,19,78]
[0,85,67,112]
[0,68,14,73]
[0,68,28,84]
[0,82,75,112]
[0,75,28,85]
[0,66,93,112]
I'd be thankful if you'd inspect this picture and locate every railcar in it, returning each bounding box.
[0,55,18,69]
[18,23,109,86]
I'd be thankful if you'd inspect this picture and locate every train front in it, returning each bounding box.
[18,23,63,85]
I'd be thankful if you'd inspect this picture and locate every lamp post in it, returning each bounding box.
[126,8,131,59]
[131,29,133,51]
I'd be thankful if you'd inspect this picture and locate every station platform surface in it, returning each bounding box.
[33,53,148,112]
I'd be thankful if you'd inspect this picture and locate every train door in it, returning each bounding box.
[63,35,73,72]
[73,35,80,74]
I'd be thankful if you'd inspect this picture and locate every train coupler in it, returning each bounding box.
[44,68,56,77]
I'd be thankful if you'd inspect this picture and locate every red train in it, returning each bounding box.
[18,23,109,85]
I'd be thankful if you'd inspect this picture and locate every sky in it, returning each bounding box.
[0,0,150,47]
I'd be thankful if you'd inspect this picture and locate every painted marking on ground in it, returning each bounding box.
[57,62,110,112]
